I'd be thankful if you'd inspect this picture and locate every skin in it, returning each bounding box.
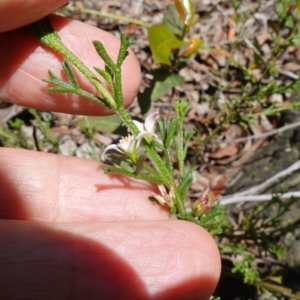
[0,1,221,299]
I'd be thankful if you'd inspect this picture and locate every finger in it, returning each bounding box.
[0,15,141,115]
[0,220,220,300]
[0,0,68,32]
[0,147,169,222]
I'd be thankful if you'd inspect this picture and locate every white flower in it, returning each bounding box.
[101,134,138,162]
[102,111,161,162]
[101,131,157,162]
[133,111,159,137]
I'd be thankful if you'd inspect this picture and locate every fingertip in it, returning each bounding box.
[170,221,221,299]
[107,220,221,300]
[1,15,141,115]
[50,15,141,109]
[0,0,68,32]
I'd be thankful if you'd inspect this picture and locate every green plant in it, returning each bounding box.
[61,0,202,115]
[28,109,60,152]
[138,0,202,114]
[29,17,226,234]
[0,117,31,149]
[62,0,300,147]
[218,195,300,298]
[0,108,62,152]
[26,1,300,298]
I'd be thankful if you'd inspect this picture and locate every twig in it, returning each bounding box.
[236,160,300,196]
[216,4,299,80]
[66,5,151,28]
[32,126,41,151]
[215,119,300,144]
[220,191,300,205]
[219,160,300,205]
[279,69,299,80]
[216,4,262,56]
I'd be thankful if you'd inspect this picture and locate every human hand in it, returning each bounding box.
[0,1,221,299]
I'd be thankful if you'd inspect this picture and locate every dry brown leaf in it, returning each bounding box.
[75,1,84,11]
[209,143,239,159]
[123,23,139,35]
[283,62,300,72]
[248,122,263,136]
[257,32,271,45]
[227,15,236,41]
[224,124,246,140]
[259,115,273,132]
[191,172,210,192]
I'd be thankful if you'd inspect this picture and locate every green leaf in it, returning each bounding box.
[135,154,147,174]
[163,4,184,37]
[152,73,184,100]
[157,117,167,141]
[103,165,164,184]
[297,0,300,20]
[177,169,193,198]
[120,160,134,173]
[151,67,184,100]
[62,60,78,88]
[148,24,184,65]
[169,205,177,217]
[93,67,115,95]
[28,17,60,46]
[138,69,184,114]
[116,33,132,67]
[93,40,116,71]
[164,117,179,148]
[8,118,24,130]
[78,115,126,134]
[107,155,127,167]
[44,70,73,89]
[174,0,195,29]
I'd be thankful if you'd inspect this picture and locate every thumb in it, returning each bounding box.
[0,0,68,32]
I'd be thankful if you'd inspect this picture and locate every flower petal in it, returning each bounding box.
[151,192,166,206]
[136,131,158,148]
[133,120,145,133]
[144,111,159,132]
[151,184,174,208]
[158,184,167,195]
[125,136,138,154]
[101,144,121,161]
[118,135,135,152]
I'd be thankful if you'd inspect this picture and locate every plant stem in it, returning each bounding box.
[31,19,172,192]
[117,107,172,187]
[173,186,187,217]
[65,5,151,28]
[30,19,117,110]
